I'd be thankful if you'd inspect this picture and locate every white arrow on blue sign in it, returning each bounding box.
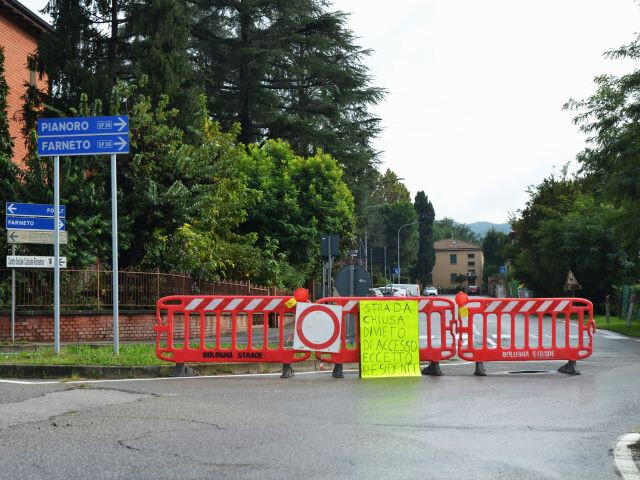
[5,202,65,218]
[37,116,129,157]
[5,216,66,231]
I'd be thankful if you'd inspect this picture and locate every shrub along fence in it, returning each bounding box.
[0,268,289,311]
[0,268,290,343]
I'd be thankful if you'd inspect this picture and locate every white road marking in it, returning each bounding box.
[0,379,59,385]
[614,433,640,480]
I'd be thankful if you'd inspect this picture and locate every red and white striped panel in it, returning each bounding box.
[474,299,572,315]
[180,297,287,313]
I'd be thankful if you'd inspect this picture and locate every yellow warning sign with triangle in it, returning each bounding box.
[564,270,582,290]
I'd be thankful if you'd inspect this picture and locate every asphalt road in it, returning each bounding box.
[1,323,639,480]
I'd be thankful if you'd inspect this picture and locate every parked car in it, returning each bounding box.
[379,286,407,297]
[369,288,383,297]
[468,285,479,295]
[423,285,438,296]
[385,283,420,297]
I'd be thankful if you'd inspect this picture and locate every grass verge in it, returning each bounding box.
[0,343,320,366]
[595,315,640,338]
[0,344,164,366]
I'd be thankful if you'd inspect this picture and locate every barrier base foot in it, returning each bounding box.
[558,361,580,375]
[474,362,487,376]
[422,361,443,376]
[172,363,198,377]
[281,363,295,378]
[332,363,344,378]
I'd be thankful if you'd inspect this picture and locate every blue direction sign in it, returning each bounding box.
[499,265,507,274]
[6,216,66,231]
[37,116,129,157]
[37,116,128,136]
[38,134,129,156]
[6,202,65,218]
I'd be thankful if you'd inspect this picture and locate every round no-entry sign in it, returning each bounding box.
[293,303,343,353]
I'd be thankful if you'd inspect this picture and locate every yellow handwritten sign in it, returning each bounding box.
[359,300,420,378]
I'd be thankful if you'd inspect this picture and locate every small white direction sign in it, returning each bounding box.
[7,230,68,244]
[6,256,67,269]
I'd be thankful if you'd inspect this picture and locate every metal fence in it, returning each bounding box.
[0,268,290,310]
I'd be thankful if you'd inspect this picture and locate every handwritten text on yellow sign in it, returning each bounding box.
[359,300,420,378]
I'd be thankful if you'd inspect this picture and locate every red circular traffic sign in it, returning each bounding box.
[296,305,340,351]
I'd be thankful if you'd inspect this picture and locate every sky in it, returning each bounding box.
[20,0,640,223]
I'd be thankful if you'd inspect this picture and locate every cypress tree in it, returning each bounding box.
[413,191,436,286]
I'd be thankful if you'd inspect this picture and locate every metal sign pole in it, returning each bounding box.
[111,153,119,355]
[328,236,333,296]
[11,244,15,342]
[53,155,60,354]
[322,261,326,298]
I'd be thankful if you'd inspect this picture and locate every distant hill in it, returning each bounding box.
[468,221,511,238]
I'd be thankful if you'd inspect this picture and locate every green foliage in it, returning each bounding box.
[594,315,640,338]
[509,172,630,300]
[566,34,640,260]
[482,228,508,281]
[0,344,164,366]
[239,139,356,285]
[0,46,20,258]
[433,218,480,244]
[371,169,411,205]
[367,202,419,282]
[412,191,436,286]
[30,0,378,288]
[192,0,384,207]
[128,95,259,281]
[0,47,13,158]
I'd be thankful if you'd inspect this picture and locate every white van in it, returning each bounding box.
[385,284,420,297]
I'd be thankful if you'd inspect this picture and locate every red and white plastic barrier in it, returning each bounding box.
[454,292,595,375]
[154,295,310,376]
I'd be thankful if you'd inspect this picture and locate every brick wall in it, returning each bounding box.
[0,13,47,167]
[0,312,251,343]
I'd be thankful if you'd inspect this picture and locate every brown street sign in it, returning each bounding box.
[7,229,68,245]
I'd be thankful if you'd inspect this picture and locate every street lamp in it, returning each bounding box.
[397,221,420,283]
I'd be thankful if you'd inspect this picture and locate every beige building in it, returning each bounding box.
[432,239,484,291]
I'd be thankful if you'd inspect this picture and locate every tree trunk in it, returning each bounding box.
[238,0,252,144]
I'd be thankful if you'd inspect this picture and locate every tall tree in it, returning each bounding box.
[482,228,508,281]
[124,0,198,127]
[367,202,419,282]
[0,47,13,159]
[371,169,411,204]
[412,191,435,287]
[39,0,127,107]
[192,0,384,208]
[0,46,21,257]
[566,33,640,259]
[238,139,356,283]
[509,172,630,299]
